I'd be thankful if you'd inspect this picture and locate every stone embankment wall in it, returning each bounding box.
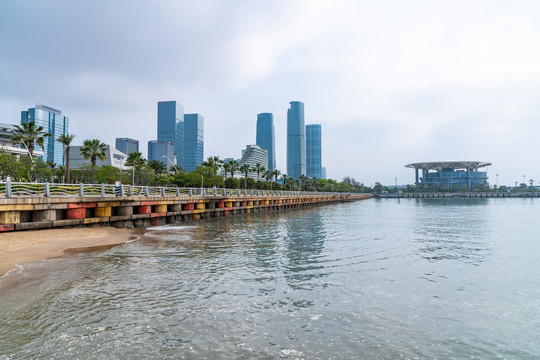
[0,194,373,232]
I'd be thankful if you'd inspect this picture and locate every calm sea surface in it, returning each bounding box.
[1,198,539,359]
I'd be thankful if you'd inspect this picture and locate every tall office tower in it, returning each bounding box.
[286,101,306,179]
[183,114,204,172]
[115,138,139,155]
[321,167,327,180]
[256,113,276,172]
[21,104,69,165]
[148,140,174,166]
[157,101,184,166]
[306,124,322,179]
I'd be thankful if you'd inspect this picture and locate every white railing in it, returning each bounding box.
[0,181,344,199]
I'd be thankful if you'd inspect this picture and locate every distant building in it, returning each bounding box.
[69,145,127,169]
[157,101,184,167]
[287,101,306,179]
[405,161,491,191]
[183,113,204,172]
[306,124,322,179]
[0,122,43,158]
[238,145,268,180]
[115,137,139,155]
[148,140,174,167]
[321,167,327,180]
[256,113,276,172]
[21,103,69,165]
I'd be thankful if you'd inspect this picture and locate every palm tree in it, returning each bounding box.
[148,159,167,175]
[80,139,107,168]
[263,170,271,182]
[254,163,265,182]
[298,174,308,191]
[202,156,223,176]
[228,160,239,178]
[239,164,251,188]
[11,120,52,158]
[56,133,75,183]
[125,151,146,168]
[272,169,281,183]
[223,162,231,179]
[280,174,288,190]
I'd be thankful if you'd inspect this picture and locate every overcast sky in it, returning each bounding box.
[1,0,539,186]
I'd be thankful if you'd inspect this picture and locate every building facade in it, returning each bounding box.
[69,145,127,169]
[405,161,491,191]
[256,113,276,172]
[115,137,139,155]
[238,145,268,180]
[287,101,306,179]
[0,123,43,158]
[157,101,184,167]
[21,104,69,165]
[306,124,322,179]
[183,114,204,172]
[148,140,175,167]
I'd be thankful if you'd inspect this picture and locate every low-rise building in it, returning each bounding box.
[69,145,128,169]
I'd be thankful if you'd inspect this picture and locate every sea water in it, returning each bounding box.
[1,198,539,359]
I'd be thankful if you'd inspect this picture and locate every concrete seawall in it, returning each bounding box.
[0,193,373,232]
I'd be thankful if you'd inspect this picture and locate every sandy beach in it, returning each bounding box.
[0,227,139,277]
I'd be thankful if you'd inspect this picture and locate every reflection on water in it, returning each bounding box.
[413,198,491,264]
[1,199,540,359]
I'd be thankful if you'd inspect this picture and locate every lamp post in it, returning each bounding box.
[394,177,397,189]
[523,175,526,185]
[162,155,178,174]
[496,173,499,193]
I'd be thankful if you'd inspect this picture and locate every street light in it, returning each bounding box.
[394,177,397,189]
[162,155,178,174]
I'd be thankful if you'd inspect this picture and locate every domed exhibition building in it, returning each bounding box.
[405,161,491,191]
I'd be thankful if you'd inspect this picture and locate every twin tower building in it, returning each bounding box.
[149,100,323,179]
[257,101,324,179]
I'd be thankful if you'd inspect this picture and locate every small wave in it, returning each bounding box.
[146,225,196,231]
[0,264,24,279]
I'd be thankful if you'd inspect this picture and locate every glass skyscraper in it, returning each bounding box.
[157,101,184,166]
[115,137,139,155]
[21,104,69,165]
[287,101,306,179]
[256,113,276,172]
[183,114,204,172]
[148,140,174,166]
[306,124,322,179]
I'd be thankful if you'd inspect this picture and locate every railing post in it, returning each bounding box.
[79,183,84,197]
[6,180,12,198]
[222,188,226,196]
[213,186,217,196]
[189,188,193,196]
[101,184,105,197]
[202,188,206,196]
[161,187,165,197]
[144,186,149,196]
[176,187,180,197]
[120,185,125,197]
[44,182,50,197]
[128,185,132,197]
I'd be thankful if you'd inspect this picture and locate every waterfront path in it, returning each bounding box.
[0,182,372,232]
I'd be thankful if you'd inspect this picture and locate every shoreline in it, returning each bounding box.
[0,226,140,277]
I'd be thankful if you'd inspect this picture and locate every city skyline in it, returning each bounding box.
[2,1,540,186]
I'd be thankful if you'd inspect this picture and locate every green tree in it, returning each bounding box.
[239,164,251,188]
[56,133,75,183]
[222,161,231,179]
[80,139,107,168]
[202,156,223,176]
[11,120,52,157]
[298,174,308,191]
[253,163,265,182]
[148,159,167,175]
[228,160,239,178]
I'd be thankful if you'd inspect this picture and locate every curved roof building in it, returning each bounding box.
[405,161,491,191]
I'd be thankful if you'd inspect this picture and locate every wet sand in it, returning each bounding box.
[0,227,139,276]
